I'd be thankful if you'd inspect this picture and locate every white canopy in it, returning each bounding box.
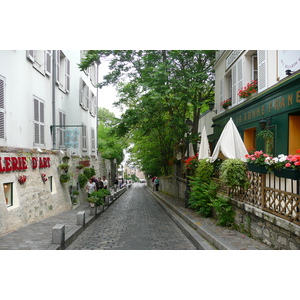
[198,126,211,159]
[210,117,249,162]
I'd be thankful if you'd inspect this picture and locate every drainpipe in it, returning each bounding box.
[52,50,56,149]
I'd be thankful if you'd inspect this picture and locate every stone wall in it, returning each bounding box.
[148,175,186,204]
[231,199,300,250]
[0,151,113,236]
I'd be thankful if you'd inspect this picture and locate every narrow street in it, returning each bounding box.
[66,184,196,250]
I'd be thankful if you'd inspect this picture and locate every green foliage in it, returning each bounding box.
[79,50,215,177]
[195,159,214,184]
[78,174,88,188]
[60,173,71,183]
[89,189,111,206]
[188,177,218,217]
[220,159,250,189]
[210,196,235,227]
[58,163,69,170]
[83,168,95,179]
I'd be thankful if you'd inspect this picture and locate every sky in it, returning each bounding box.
[98,61,123,118]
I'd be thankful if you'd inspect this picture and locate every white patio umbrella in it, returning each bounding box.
[198,126,211,159]
[185,142,195,158]
[210,117,249,162]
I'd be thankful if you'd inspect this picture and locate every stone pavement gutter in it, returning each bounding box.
[146,186,272,250]
[0,186,129,250]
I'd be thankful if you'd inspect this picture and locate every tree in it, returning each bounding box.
[97,107,125,164]
[79,50,215,176]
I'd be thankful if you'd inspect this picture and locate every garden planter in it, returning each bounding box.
[247,164,268,174]
[273,169,300,180]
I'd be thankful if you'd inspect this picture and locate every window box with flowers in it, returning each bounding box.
[221,98,232,109]
[245,150,269,174]
[267,150,300,180]
[238,80,258,99]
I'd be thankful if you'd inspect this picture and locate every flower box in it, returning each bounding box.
[247,163,268,174]
[273,169,300,180]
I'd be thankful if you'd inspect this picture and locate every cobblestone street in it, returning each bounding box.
[66,184,196,250]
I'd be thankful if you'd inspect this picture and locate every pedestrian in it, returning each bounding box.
[152,176,156,191]
[102,176,108,189]
[86,177,96,197]
[97,177,104,190]
[154,177,159,191]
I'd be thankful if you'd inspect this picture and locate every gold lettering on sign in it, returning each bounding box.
[297,90,300,103]
[288,94,293,105]
[281,97,285,108]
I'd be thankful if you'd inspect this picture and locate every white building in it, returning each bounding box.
[0,50,99,235]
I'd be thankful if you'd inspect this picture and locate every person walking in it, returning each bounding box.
[102,176,108,189]
[86,177,96,197]
[154,177,159,191]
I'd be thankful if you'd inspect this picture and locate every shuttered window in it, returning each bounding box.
[232,64,237,106]
[34,98,45,145]
[0,76,5,140]
[45,50,52,76]
[82,124,87,151]
[65,58,70,93]
[258,50,267,92]
[237,58,244,103]
[59,111,66,146]
[219,78,224,109]
[91,128,95,152]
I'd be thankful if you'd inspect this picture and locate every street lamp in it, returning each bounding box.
[185,118,193,208]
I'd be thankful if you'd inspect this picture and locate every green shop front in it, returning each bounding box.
[211,71,300,157]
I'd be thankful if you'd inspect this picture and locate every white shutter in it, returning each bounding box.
[258,50,267,92]
[26,50,34,62]
[86,86,89,109]
[219,78,224,109]
[79,78,83,106]
[34,99,39,144]
[56,50,60,84]
[232,64,237,106]
[44,50,52,76]
[65,58,70,93]
[82,124,87,150]
[237,58,243,103]
[91,128,95,151]
[0,77,5,139]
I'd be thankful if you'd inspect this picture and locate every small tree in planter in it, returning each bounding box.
[78,173,88,188]
[220,158,249,190]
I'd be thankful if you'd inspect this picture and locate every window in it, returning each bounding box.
[289,115,300,155]
[34,98,45,145]
[91,128,95,152]
[244,128,256,153]
[26,50,52,76]
[252,54,258,81]
[59,111,66,147]
[4,182,13,207]
[79,78,89,110]
[56,50,70,93]
[89,91,97,116]
[82,124,87,151]
[0,76,5,140]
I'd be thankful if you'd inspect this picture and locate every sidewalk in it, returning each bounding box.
[146,186,273,250]
[0,184,273,250]
[0,187,128,250]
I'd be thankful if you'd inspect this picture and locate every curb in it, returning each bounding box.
[50,186,129,250]
[147,188,237,250]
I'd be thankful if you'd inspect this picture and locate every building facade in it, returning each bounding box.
[0,50,99,235]
[198,50,300,249]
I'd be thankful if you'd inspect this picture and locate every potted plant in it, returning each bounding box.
[245,150,270,174]
[87,196,98,207]
[237,80,258,99]
[62,155,70,163]
[58,163,69,173]
[221,98,232,109]
[268,150,300,180]
[220,158,250,189]
[73,190,80,197]
[78,173,88,188]
[60,173,71,183]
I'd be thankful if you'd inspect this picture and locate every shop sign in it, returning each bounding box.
[0,157,51,173]
[235,89,300,124]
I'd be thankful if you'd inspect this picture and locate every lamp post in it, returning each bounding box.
[185,118,193,208]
